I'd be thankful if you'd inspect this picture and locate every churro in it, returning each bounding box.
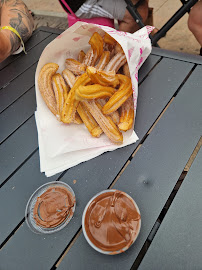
[62,68,76,89]
[77,102,103,137]
[123,63,130,78]
[61,73,91,124]
[86,66,119,88]
[52,73,69,119]
[73,112,83,124]
[38,63,59,116]
[78,50,86,63]
[83,100,123,144]
[83,32,103,66]
[114,43,124,54]
[83,48,98,66]
[89,32,103,58]
[103,33,116,57]
[65,59,86,76]
[118,96,134,131]
[103,33,116,46]
[75,84,115,101]
[97,99,120,125]
[102,74,133,114]
[95,51,110,70]
[104,52,127,73]
[103,43,115,58]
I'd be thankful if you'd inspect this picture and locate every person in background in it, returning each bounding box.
[59,0,149,33]
[188,0,202,55]
[0,0,34,62]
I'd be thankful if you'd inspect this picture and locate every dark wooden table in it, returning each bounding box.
[0,27,202,270]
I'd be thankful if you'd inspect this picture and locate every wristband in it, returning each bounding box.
[0,25,27,54]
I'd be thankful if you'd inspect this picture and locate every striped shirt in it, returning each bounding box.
[75,0,114,19]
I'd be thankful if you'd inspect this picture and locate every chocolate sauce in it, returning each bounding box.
[33,186,75,228]
[84,190,141,252]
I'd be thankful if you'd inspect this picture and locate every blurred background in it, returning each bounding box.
[23,0,200,55]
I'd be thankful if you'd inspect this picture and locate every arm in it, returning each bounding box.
[0,0,34,62]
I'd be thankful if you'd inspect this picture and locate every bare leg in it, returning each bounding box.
[188,1,202,46]
[119,0,149,33]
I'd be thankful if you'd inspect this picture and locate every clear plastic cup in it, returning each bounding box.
[25,181,76,234]
[82,189,141,255]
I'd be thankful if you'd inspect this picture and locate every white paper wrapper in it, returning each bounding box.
[35,22,154,176]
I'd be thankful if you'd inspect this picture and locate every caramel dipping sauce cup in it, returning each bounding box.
[82,189,141,255]
[25,181,76,234]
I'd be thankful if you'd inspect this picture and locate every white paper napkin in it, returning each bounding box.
[35,111,138,177]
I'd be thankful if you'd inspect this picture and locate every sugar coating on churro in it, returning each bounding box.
[38,63,59,116]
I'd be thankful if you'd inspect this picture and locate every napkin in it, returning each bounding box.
[35,22,154,177]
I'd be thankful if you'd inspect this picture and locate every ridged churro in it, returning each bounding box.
[75,84,115,101]
[86,66,119,88]
[61,73,91,124]
[77,102,103,137]
[52,73,69,119]
[97,99,120,125]
[123,63,130,78]
[118,96,134,131]
[83,100,123,144]
[102,74,133,114]
[89,32,103,58]
[103,43,115,58]
[95,51,110,70]
[103,33,116,57]
[38,63,59,116]
[65,59,86,76]
[83,32,103,66]
[83,48,98,66]
[73,112,83,124]
[114,43,124,54]
[78,50,86,63]
[62,69,76,88]
[103,33,116,46]
[104,52,127,73]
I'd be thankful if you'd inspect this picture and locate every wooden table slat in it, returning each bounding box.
[139,147,202,270]
[0,64,37,114]
[138,55,161,83]
[134,58,194,141]
[152,47,202,65]
[0,116,38,185]
[0,87,36,144]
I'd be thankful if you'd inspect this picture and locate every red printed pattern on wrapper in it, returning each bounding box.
[73,37,82,42]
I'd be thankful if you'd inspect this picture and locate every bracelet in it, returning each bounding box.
[0,25,27,54]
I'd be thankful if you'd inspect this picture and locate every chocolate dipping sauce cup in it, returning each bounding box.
[82,189,141,255]
[25,181,76,234]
